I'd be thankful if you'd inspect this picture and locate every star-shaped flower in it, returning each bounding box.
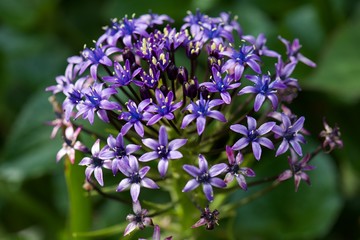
[139,126,187,177]
[278,153,315,192]
[117,156,159,202]
[182,154,227,202]
[79,139,112,186]
[230,116,275,160]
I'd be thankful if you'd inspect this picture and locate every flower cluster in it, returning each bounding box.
[47,10,342,239]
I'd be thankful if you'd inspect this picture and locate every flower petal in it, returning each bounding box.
[130,183,141,202]
[183,165,201,177]
[182,179,200,192]
[202,183,214,202]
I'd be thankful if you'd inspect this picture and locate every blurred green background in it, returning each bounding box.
[0,0,359,239]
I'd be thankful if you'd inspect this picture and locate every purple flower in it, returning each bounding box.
[134,67,160,89]
[99,133,141,175]
[182,154,227,202]
[182,9,210,37]
[242,33,280,58]
[119,99,152,137]
[278,153,315,192]
[79,139,112,186]
[201,67,241,104]
[139,126,187,177]
[279,36,316,68]
[146,89,182,125]
[75,82,121,124]
[272,114,306,156]
[192,206,220,230]
[117,156,159,202]
[62,76,88,121]
[80,45,120,80]
[224,146,255,190]
[96,19,122,46]
[163,26,187,51]
[46,61,79,94]
[238,74,286,112]
[119,16,149,47]
[181,95,226,135]
[102,59,141,87]
[138,12,174,28]
[221,44,261,80]
[200,22,234,43]
[319,118,343,153]
[230,116,275,160]
[56,126,87,164]
[124,200,153,236]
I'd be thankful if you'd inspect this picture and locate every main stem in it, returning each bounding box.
[64,156,92,239]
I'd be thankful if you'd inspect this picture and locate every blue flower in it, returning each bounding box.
[102,59,141,87]
[75,82,121,124]
[99,133,141,175]
[79,139,112,186]
[272,114,306,156]
[221,44,261,80]
[119,99,152,137]
[124,201,153,236]
[230,116,275,160]
[181,95,226,135]
[238,74,286,112]
[279,36,316,68]
[80,45,120,80]
[201,66,241,104]
[117,156,159,202]
[224,146,255,190]
[146,89,182,125]
[278,153,315,192]
[139,126,187,177]
[182,154,227,202]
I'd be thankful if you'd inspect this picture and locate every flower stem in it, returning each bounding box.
[64,156,92,239]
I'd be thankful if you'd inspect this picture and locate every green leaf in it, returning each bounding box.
[231,152,342,239]
[303,16,360,103]
[0,91,61,182]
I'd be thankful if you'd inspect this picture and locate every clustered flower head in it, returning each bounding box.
[47,10,341,239]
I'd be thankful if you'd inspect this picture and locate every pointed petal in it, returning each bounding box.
[142,138,159,150]
[252,142,262,160]
[130,184,140,202]
[276,139,289,156]
[117,178,131,192]
[198,154,208,173]
[209,163,227,177]
[257,122,276,135]
[236,174,248,190]
[159,126,168,146]
[202,183,214,202]
[232,137,249,151]
[230,124,248,135]
[182,179,200,192]
[209,177,227,188]
[181,114,197,129]
[183,165,201,177]
[141,177,159,189]
[94,167,104,186]
[254,94,266,112]
[168,150,183,159]
[258,137,274,149]
[139,151,159,162]
[196,116,206,135]
[168,139,187,150]
[158,159,169,177]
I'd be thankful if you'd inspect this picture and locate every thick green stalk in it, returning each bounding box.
[64,157,92,239]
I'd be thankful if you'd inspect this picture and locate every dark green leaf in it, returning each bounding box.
[231,152,342,239]
[303,16,360,103]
